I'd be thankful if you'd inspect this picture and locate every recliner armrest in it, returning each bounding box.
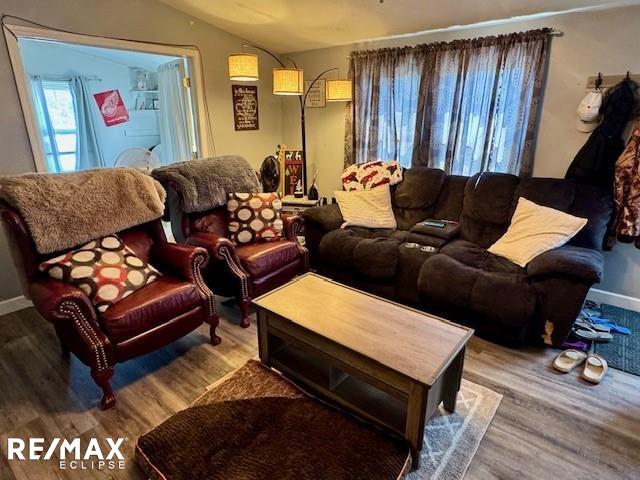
[186,231,243,264]
[30,278,98,323]
[300,203,343,233]
[527,246,604,283]
[283,215,304,241]
[153,242,209,282]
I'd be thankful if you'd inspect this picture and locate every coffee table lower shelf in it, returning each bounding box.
[258,315,466,469]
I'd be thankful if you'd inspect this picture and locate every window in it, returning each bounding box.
[41,81,78,172]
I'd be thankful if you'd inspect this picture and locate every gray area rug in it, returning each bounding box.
[594,304,640,376]
[406,378,502,480]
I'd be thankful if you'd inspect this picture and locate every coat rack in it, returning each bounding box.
[586,72,640,90]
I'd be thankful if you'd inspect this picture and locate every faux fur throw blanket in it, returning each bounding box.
[0,168,166,254]
[151,155,261,213]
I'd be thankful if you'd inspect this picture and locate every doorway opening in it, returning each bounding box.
[4,24,210,173]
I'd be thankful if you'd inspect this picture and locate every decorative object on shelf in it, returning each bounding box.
[308,169,319,200]
[283,149,304,196]
[152,98,160,110]
[93,89,129,127]
[304,79,326,108]
[231,84,259,131]
[228,45,351,194]
[136,69,148,90]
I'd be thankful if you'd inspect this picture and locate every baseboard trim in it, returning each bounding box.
[0,295,32,316]
[587,288,640,312]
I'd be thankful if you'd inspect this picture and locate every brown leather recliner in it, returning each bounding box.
[166,189,308,327]
[0,204,220,409]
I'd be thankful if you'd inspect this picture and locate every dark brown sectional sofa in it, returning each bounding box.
[300,168,613,347]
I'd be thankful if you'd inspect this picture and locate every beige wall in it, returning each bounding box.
[0,0,283,300]
[282,4,640,299]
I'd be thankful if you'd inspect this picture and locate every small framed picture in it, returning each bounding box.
[152,99,160,110]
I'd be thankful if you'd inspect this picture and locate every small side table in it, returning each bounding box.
[281,195,321,215]
[281,195,320,245]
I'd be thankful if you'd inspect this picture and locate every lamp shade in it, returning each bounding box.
[326,79,352,102]
[273,68,303,95]
[228,53,259,81]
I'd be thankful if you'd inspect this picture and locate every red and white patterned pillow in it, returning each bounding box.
[39,235,161,312]
[341,160,403,191]
[227,192,283,245]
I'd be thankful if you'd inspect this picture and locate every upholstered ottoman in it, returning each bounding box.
[136,360,410,480]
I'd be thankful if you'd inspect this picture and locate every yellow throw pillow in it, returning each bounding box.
[334,184,397,229]
[488,197,588,267]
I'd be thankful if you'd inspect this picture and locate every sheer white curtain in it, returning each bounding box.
[70,76,105,170]
[157,60,191,165]
[30,76,61,172]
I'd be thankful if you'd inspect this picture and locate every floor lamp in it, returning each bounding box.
[228,45,351,195]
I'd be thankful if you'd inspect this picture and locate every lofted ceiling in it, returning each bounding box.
[158,0,636,53]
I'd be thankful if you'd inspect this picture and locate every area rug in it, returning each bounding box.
[136,360,501,480]
[594,304,640,376]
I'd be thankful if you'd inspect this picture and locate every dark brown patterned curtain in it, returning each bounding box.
[344,29,552,177]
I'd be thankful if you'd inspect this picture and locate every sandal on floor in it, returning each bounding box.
[553,349,587,373]
[581,354,608,384]
[572,325,613,343]
[575,318,611,333]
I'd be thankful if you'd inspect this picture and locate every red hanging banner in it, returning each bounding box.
[93,89,129,127]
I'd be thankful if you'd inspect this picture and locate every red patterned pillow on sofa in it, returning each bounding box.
[39,235,161,312]
[227,192,283,244]
[341,160,403,191]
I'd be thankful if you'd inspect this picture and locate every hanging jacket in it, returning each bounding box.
[613,118,640,248]
[566,79,637,190]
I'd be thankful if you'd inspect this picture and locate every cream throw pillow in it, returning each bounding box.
[334,184,397,229]
[488,197,588,267]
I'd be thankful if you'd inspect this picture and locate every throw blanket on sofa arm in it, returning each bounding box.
[151,155,261,214]
[0,168,166,254]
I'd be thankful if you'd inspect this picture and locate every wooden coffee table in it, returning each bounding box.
[253,273,473,468]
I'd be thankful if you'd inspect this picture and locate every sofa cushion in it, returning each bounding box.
[392,168,446,231]
[418,240,536,326]
[432,175,468,221]
[319,228,404,280]
[513,177,576,213]
[235,241,301,278]
[459,172,520,248]
[100,276,199,343]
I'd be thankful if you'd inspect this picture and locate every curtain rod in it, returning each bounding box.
[29,74,102,81]
[345,27,563,58]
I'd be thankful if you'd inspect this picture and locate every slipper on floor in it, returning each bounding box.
[572,325,613,343]
[553,349,587,373]
[581,354,608,384]
[575,318,611,333]
[588,316,631,335]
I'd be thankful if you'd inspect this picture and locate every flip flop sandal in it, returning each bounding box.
[572,325,613,343]
[575,319,611,333]
[581,354,608,384]
[553,349,587,373]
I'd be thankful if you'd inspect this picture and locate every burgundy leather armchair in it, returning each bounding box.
[167,190,308,327]
[1,204,220,409]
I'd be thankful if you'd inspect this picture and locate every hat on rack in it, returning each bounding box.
[576,91,602,133]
